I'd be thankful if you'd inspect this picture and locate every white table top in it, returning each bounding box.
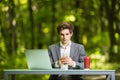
[4,69,115,75]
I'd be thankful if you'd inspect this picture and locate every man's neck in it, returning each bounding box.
[60,41,71,49]
[63,43,68,49]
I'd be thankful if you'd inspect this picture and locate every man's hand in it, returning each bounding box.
[57,56,75,67]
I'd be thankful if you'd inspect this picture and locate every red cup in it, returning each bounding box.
[84,56,90,70]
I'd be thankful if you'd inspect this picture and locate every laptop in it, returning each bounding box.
[25,49,52,70]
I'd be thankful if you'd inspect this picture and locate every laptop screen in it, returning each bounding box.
[25,49,52,70]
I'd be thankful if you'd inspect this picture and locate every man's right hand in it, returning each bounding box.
[57,56,75,67]
[57,56,69,66]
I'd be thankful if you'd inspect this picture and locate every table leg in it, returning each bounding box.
[11,75,15,80]
[106,75,110,80]
[111,72,115,80]
[4,73,8,80]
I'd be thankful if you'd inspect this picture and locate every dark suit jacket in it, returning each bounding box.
[48,41,86,69]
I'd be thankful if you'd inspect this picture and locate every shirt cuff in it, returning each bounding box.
[72,61,76,67]
[55,61,59,67]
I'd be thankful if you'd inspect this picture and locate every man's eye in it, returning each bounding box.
[66,33,69,35]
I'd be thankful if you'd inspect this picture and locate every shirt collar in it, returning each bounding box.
[60,41,71,49]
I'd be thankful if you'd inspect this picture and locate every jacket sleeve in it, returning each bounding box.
[71,44,86,69]
[48,45,58,68]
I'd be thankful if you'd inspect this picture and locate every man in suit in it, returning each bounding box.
[48,22,86,80]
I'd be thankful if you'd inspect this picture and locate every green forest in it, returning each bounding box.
[0,0,120,80]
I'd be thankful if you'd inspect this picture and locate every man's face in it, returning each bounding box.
[59,29,72,45]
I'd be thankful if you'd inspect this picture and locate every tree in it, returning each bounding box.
[28,0,34,49]
[104,0,120,62]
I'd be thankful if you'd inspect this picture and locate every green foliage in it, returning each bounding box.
[0,0,120,80]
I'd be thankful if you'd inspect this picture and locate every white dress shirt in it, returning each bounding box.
[60,41,71,57]
[55,41,76,68]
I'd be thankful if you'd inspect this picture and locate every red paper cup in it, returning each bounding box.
[84,56,90,70]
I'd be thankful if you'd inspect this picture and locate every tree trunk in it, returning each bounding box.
[6,0,17,55]
[28,0,34,49]
[50,0,56,44]
[99,0,106,32]
[73,0,81,43]
[104,0,117,62]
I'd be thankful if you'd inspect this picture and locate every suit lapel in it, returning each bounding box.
[56,42,75,59]
[70,42,75,58]
[56,43,60,59]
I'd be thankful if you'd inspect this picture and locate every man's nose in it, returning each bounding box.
[63,35,67,38]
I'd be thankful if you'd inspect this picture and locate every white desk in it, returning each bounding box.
[4,69,115,80]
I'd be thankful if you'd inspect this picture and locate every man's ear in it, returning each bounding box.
[71,32,73,37]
